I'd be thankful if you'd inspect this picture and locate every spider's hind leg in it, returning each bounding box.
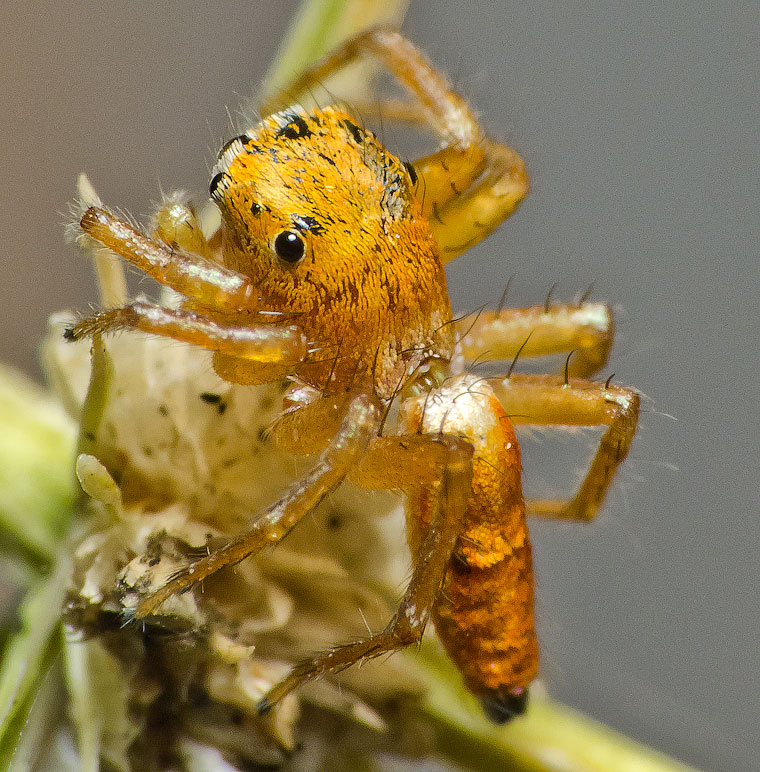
[260,428,475,711]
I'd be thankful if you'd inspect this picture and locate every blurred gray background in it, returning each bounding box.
[1,2,757,770]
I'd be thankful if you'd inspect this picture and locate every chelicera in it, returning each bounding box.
[68,29,639,722]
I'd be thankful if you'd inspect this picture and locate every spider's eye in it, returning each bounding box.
[274,230,306,263]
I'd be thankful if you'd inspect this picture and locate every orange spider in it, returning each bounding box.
[67,29,639,722]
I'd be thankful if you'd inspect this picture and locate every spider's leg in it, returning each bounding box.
[420,139,528,261]
[262,29,528,261]
[492,374,640,521]
[458,302,615,379]
[78,207,254,311]
[260,431,474,712]
[132,394,379,617]
[263,29,480,145]
[66,300,305,380]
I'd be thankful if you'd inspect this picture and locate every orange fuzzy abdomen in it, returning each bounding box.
[403,383,538,695]
[434,527,537,694]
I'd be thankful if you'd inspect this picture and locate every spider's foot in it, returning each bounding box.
[64,317,98,341]
[257,662,314,715]
[64,308,132,341]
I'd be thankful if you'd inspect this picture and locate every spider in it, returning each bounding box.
[67,29,639,723]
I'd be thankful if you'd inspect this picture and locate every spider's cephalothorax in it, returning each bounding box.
[209,106,454,399]
[69,29,639,723]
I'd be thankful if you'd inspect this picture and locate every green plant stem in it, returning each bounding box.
[413,643,703,772]
[0,552,70,769]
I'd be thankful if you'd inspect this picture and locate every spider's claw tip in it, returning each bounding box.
[64,319,96,341]
[79,205,109,233]
[118,602,138,629]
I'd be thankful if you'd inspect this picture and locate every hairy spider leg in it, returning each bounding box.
[457,302,615,379]
[491,374,640,521]
[72,209,307,382]
[133,394,379,618]
[262,374,535,719]
[261,435,474,710]
[78,208,254,311]
[452,301,635,520]
[66,301,305,370]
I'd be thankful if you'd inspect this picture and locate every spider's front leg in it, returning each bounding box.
[68,208,307,380]
[77,207,253,310]
[66,300,306,379]
[262,375,538,722]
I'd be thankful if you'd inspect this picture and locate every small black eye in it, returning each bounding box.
[274,230,305,263]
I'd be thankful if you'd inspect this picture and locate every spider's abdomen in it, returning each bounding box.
[399,376,538,707]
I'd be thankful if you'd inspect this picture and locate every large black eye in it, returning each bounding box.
[274,230,305,263]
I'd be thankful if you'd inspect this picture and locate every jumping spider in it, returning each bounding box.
[68,29,639,723]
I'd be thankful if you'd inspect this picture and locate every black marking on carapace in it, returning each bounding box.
[293,215,325,235]
[217,134,251,159]
[317,151,336,166]
[403,160,418,186]
[276,113,312,140]
[209,172,226,199]
[341,119,364,144]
